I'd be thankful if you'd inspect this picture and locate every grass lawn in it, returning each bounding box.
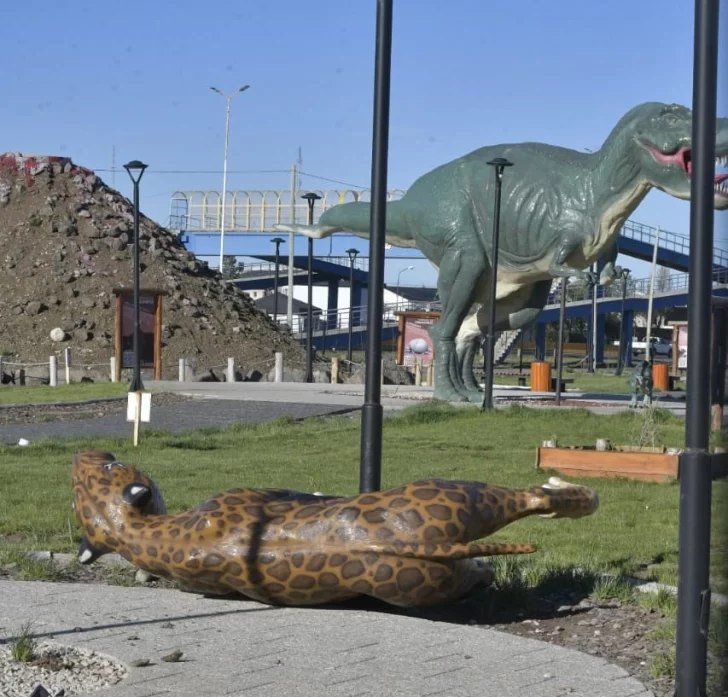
[0,382,128,405]
[0,401,724,594]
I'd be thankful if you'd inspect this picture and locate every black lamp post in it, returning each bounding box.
[615,267,631,376]
[301,193,321,382]
[555,277,568,406]
[482,157,513,410]
[123,160,148,393]
[587,273,598,373]
[346,247,360,364]
[271,237,285,324]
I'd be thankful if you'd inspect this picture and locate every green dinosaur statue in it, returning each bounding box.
[276,102,728,402]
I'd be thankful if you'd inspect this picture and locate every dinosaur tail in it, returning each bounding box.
[273,200,415,247]
[353,541,537,560]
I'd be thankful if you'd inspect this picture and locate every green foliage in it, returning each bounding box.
[0,402,725,595]
[0,382,128,405]
[8,622,37,663]
[649,650,676,679]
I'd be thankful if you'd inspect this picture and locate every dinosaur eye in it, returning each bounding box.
[103,463,113,471]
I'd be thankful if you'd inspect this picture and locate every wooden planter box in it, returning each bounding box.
[536,444,680,483]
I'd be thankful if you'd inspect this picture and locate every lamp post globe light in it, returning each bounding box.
[210,84,249,273]
[123,159,148,393]
[271,237,285,324]
[482,157,513,411]
[346,248,360,364]
[301,192,322,383]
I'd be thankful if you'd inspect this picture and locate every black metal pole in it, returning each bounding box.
[555,277,567,406]
[359,0,393,494]
[482,158,513,410]
[587,277,597,373]
[302,194,321,383]
[348,257,355,364]
[123,160,147,393]
[518,332,524,373]
[272,237,284,324]
[675,0,720,694]
[615,270,629,376]
[306,237,314,382]
[132,179,142,392]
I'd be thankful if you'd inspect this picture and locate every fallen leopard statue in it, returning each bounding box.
[71,449,599,608]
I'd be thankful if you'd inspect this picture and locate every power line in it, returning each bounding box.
[93,168,291,175]
[298,170,368,189]
[91,166,371,189]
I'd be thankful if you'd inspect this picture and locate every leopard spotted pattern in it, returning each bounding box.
[71,449,599,608]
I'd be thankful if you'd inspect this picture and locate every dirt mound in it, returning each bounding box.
[0,153,306,381]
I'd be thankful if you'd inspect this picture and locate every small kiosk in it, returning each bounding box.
[112,288,167,382]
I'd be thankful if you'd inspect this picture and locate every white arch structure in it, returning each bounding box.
[168,188,407,232]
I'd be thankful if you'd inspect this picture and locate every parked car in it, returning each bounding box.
[631,336,673,358]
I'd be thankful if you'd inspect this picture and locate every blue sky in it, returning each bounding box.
[2,0,727,286]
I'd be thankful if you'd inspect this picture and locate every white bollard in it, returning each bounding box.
[227,357,236,383]
[64,347,72,384]
[49,356,58,387]
[274,352,283,383]
[179,358,186,382]
[110,356,117,382]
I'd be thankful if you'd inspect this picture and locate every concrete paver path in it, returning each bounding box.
[0,581,654,697]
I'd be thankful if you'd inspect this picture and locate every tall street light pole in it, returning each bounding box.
[210,85,249,273]
[482,157,513,410]
[396,265,414,304]
[302,193,321,383]
[123,160,148,394]
[615,268,631,376]
[346,248,359,365]
[271,237,285,324]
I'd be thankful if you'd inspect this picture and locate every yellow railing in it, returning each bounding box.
[169,188,406,232]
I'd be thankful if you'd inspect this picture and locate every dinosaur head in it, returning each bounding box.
[632,103,728,209]
[71,449,167,564]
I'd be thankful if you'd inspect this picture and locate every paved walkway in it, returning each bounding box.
[0,580,654,697]
[0,380,691,444]
[0,399,357,445]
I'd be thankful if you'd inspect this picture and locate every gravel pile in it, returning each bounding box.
[0,152,306,382]
[0,641,127,696]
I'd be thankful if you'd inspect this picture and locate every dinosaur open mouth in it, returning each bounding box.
[644,143,728,197]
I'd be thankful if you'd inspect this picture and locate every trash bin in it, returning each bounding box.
[531,361,552,392]
[653,363,670,391]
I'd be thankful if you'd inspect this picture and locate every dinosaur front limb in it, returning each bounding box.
[548,235,597,283]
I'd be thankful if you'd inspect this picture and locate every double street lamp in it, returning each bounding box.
[210,84,249,272]
[482,157,513,410]
[301,192,322,382]
[271,237,285,324]
[346,248,360,364]
[123,159,148,393]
